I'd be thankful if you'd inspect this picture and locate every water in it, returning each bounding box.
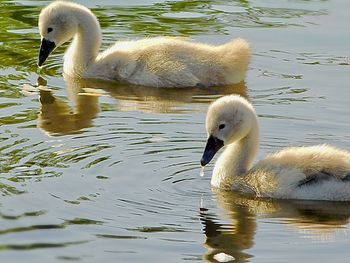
[0,0,350,262]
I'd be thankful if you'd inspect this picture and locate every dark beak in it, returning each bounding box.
[200,135,224,167]
[38,38,56,67]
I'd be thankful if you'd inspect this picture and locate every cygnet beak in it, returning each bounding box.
[38,38,56,67]
[200,135,224,167]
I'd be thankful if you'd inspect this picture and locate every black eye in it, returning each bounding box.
[48,27,53,33]
[219,124,225,130]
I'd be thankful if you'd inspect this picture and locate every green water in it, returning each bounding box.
[0,0,350,262]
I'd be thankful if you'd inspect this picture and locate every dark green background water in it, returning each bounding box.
[0,0,350,262]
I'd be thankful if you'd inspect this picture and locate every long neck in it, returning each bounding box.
[64,8,102,76]
[211,119,259,189]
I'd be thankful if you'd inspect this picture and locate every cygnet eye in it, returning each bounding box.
[47,27,53,33]
[219,124,225,130]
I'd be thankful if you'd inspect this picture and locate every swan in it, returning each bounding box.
[200,95,350,201]
[37,1,251,88]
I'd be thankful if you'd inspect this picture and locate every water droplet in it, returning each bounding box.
[200,166,205,177]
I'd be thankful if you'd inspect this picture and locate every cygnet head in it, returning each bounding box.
[37,1,89,66]
[200,95,257,166]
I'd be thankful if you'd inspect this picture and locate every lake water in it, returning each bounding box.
[1,0,350,262]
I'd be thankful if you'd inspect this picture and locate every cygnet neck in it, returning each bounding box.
[211,118,259,188]
[64,7,102,76]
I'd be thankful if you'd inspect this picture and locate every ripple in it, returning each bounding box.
[262,49,350,67]
[0,180,26,196]
[129,226,185,233]
[298,52,350,66]
[0,210,45,220]
[161,12,208,19]
[0,240,89,251]
[96,234,147,239]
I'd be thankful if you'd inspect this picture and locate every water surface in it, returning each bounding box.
[0,0,350,262]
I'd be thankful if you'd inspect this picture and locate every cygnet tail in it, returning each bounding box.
[219,38,251,84]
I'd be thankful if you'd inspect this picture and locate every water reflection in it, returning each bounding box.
[37,78,100,136]
[37,76,247,136]
[94,0,328,41]
[200,202,254,262]
[201,190,350,262]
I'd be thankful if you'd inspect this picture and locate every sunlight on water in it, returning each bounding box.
[0,0,349,262]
